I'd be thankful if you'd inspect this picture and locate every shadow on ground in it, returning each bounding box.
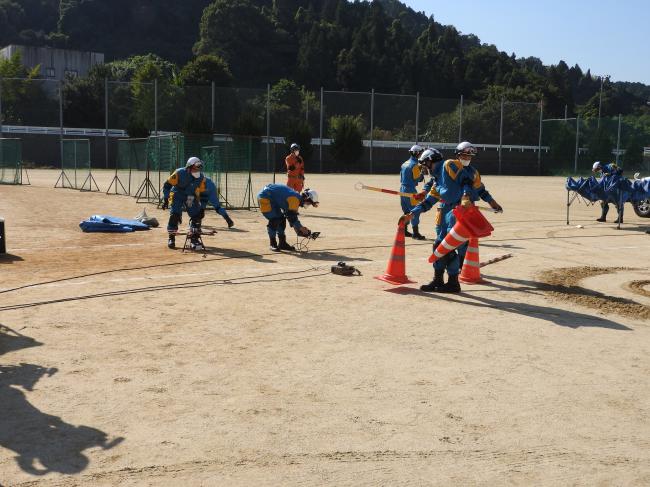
[0,325,123,476]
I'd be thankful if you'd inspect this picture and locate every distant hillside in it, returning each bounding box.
[1,0,648,118]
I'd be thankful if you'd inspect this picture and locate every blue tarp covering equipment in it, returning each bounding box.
[79,215,151,233]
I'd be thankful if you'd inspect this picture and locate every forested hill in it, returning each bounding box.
[1,0,649,118]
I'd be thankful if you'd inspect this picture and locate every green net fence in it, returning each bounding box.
[56,138,98,190]
[0,138,24,184]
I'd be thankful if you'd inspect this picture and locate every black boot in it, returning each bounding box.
[225,216,234,228]
[440,274,461,293]
[278,234,296,251]
[412,225,426,240]
[404,223,413,237]
[596,202,608,222]
[269,235,279,251]
[420,270,445,292]
[167,234,175,249]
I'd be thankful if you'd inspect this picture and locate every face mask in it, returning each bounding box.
[460,157,471,167]
[294,151,300,157]
[192,171,201,179]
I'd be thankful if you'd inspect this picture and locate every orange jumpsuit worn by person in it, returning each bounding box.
[285,152,305,192]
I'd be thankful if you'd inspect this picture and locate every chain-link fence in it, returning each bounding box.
[2,75,649,178]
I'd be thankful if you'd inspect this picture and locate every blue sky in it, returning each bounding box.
[403,0,650,84]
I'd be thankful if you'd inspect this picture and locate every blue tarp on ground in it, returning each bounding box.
[566,176,650,204]
[79,215,151,233]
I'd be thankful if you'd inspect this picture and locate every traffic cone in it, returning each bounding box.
[427,205,493,264]
[375,221,415,285]
[459,238,485,284]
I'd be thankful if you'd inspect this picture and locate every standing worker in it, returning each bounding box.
[592,161,624,223]
[161,157,206,249]
[418,142,502,293]
[285,143,305,192]
[400,144,425,240]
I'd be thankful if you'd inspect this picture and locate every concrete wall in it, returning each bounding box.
[0,45,104,81]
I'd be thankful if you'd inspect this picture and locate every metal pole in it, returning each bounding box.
[574,115,580,173]
[0,77,3,138]
[537,100,543,175]
[105,77,109,169]
[616,113,621,165]
[459,94,464,142]
[415,92,420,143]
[598,76,603,128]
[305,94,309,122]
[211,81,215,131]
[564,104,568,120]
[154,79,158,136]
[266,83,270,173]
[59,80,64,169]
[319,87,323,173]
[369,89,374,173]
[498,97,504,175]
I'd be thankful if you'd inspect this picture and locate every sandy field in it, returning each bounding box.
[1,170,649,486]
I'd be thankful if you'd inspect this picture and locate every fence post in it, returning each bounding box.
[319,87,324,173]
[537,99,543,175]
[459,94,464,142]
[154,79,158,136]
[59,79,64,167]
[415,91,420,143]
[266,83,270,173]
[211,81,215,131]
[369,88,374,174]
[0,77,3,138]
[574,115,580,173]
[616,113,621,165]
[498,97,504,175]
[105,77,109,169]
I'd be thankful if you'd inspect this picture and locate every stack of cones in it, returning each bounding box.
[375,221,414,285]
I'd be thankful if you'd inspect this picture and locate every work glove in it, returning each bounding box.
[161,198,169,210]
[490,200,503,213]
[460,195,472,208]
[399,214,413,225]
[414,191,426,201]
[297,226,311,237]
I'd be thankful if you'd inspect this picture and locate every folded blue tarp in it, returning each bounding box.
[79,215,151,233]
[566,176,650,204]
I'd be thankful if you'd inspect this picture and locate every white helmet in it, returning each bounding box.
[186,156,204,169]
[302,188,319,206]
[456,141,477,156]
[592,161,602,172]
[409,144,424,157]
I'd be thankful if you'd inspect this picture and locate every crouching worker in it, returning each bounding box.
[161,157,205,249]
[184,177,235,249]
[257,183,319,251]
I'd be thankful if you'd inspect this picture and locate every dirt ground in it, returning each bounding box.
[1,170,649,486]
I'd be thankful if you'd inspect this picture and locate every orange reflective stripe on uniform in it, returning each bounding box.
[287,196,300,211]
[412,165,421,181]
[429,187,440,199]
[472,172,482,189]
[444,160,463,180]
[167,171,179,185]
[259,197,272,213]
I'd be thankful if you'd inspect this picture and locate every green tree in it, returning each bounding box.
[179,54,232,86]
[329,115,364,167]
[587,126,614,162]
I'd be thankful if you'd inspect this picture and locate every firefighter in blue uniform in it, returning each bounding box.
[400,145,426,239]
[257,183,319,251]
[592,161,624,223]
[407,148,445,239]
[419,142,502,293]
[184,177,235,249]
[161,157,206,249]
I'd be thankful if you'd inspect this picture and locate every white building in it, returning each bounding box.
[0,45,104,80]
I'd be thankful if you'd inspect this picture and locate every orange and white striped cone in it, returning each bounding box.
[375,220,415,285]
[459,238,485,284]
[427,219,472,264]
